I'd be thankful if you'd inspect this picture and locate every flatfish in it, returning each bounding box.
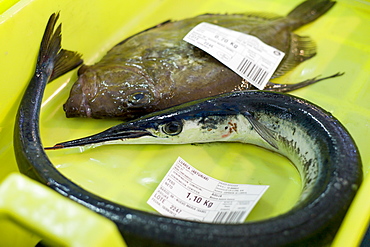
[64,0,338,120]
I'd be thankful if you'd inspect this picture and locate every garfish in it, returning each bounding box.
[47,91,362,246]
[64,0,341,120]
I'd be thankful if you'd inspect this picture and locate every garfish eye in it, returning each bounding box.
[127,91,151,107]
[162,121,183,136]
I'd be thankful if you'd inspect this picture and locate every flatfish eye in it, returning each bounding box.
[127,90,151,107]
[162,121,183,136]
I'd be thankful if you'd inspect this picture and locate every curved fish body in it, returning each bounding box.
[14,13,82,180]
[48,90,362,246]
[64,0,339,120]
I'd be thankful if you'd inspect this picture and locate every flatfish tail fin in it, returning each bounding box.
[287,0,336,29]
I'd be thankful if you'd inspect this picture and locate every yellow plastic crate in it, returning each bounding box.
[0,0,369,245]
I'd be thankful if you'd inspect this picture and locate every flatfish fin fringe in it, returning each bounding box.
[272,34,316,79]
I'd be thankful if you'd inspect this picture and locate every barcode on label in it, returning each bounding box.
[183,22,285,90]
[213,211,246,224]
[237,58,268,88]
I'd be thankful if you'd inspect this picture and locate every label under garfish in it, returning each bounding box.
[183,22,285,90]
[147,157,269,224]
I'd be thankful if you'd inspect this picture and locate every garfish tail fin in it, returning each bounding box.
[265,72,344,93]
[38,13,83,83]
[242,111,278,150]
[287,0,336,29]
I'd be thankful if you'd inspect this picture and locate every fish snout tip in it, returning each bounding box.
[44,144,65,150]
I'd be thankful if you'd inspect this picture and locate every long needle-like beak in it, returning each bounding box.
[44,125,152,150]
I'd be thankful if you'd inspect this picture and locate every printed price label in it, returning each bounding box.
[183,22,285,90]
[147,157,269,223]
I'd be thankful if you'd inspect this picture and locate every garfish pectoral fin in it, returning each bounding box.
[242,111,278,150]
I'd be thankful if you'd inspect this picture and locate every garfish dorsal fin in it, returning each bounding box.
[38,13,82,83]
[242,111,278,149]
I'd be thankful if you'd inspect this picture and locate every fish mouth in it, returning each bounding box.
[63,72,94,118]
[64,63,159,119]
[45,125,153,150]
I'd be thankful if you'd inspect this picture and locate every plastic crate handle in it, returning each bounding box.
[0,173,126,247]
